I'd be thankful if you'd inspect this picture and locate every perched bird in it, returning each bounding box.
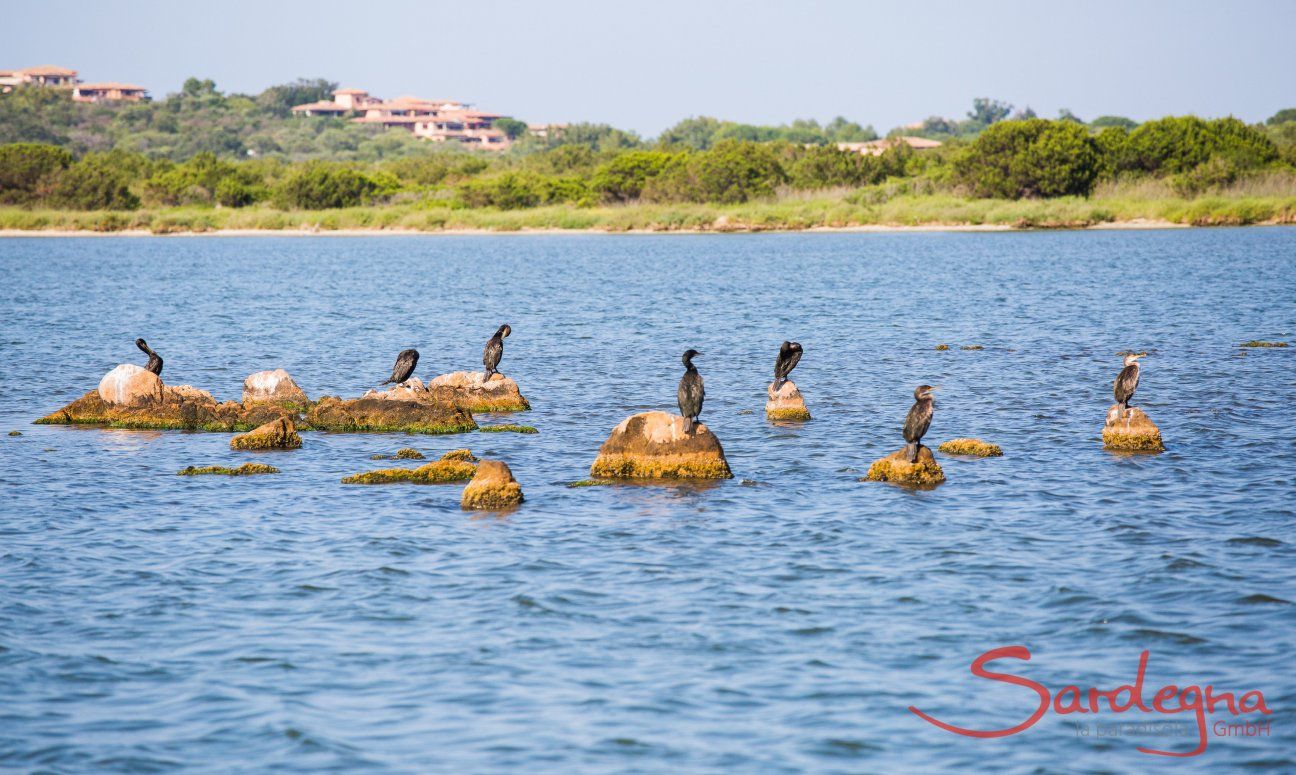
[483,324,511,379]
[135,338,163,376]
[382,349,419,385]
[773,341,803,389]
[903,384,937,463]
[1113,353,1144,411]
[677,349,705,433]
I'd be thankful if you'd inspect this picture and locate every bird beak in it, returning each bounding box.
[930,385,941,391]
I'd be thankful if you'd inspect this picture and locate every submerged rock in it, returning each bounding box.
[440,448,478,463]
[478,424,538,434]
[306,395,476,435]
[8,430,21,437]
[937,438,1003,457]
[765,380,811,421]
[98,364,164,406]
[178,463,280,476]
[461,459,524,510]
[590,411,732,480]
[864,447,945,487]
[394,447,425,459]
[428,371,531,412]
[341,450,477,484]
[242,369,309,405]
[1103,405,1165,452]
[230,417,302,451]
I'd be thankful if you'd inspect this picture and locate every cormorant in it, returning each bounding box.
[135,338,163,376]
[903,384,937,463]
[773,341,803,389]
[382,349,419,385]
[1113,352,1144,411]
[677,349,704,433]
[483,324,511,379]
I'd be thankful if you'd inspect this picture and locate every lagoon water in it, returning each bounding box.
[1,229,1294,772]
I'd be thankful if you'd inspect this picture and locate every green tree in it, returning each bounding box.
[494,118,527,140]
[657,116,726,150]
[590,150,681,202]
[1090,115,1138,131]
[53,152,141,210]
[0,143,73,203]
[967,98,1013,128]
[275,163,385,209]
[256,78,338,116]
[1122,116,1276,174]
[1266,108,1296,125]
[954,118,1099,198]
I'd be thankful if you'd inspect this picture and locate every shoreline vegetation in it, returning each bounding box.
[4,84,1296,235]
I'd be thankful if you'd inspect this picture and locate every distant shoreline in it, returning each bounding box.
[0,219,1225,237]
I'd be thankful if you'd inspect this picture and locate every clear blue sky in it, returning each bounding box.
[4,0,1293,135]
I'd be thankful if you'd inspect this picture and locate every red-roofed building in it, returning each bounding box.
[291,86,511,149]
[73,82,149,103]
[0,64,79,92]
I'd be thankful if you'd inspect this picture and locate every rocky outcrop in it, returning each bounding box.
[937,438,1002,457]
[765,380,811,421]
[865,446,945,487]
[428,371,531,412]
[37,388,295,432]
[1103,405,1165,452]
[461,459,524,510]
[360,376,431,403]
[242,369,309,405]
[590,411,732,480]
[98,364,164,406]
[341,450,478,484]
[177,463,279,476]
[306,395,476,434]
[230,417,302,451]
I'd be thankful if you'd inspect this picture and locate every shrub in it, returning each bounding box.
[955,119,1099,198]
[590,150,681,202]
[53,153,141,210]
[1121,116,1277,175]
[275,163,384,209]
[0,142,72,203]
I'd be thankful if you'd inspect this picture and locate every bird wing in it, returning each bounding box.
[1114,365,1138,402]
[483,338,502,369]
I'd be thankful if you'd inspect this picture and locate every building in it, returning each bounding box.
[292,88,511,150]
[839,136,943,156]
[73,82,149,103]
[0,64,79,92]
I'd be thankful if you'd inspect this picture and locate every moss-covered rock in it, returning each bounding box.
[937,438,1003,457]
[8,430,21,437]
[230,417,302,451]
[479,424,538,433]
[37,390,297,432]
[461,459,524,510]
[440,448,478,463]
[1103,405,1165,452]
[178,463,280,476]
[306,395,476,435]
[935,344,951,351]
[591,411,732,480]
[341,450,478,484]
[395,447,425,459]
[960,345,985,351]
[765,380,811,421]
[1239,340,1288,348]
[864,447,945,487]
[428,371,531,412]
[566,479,616,488]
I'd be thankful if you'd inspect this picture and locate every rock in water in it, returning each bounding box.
[230,417,302,451]
[98,364,164,406]
[865,446,945,487]
[242,369,309,405]
[937,438,1003,457]
[461,459,524,510]
[765,380,811,421]
[306,395,477,435]
[590,411,733,480]
[1103,405,1165,452]
[361,376,430,403]
[428,371,531,412]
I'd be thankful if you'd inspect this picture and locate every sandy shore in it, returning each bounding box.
[0,219,1208,238]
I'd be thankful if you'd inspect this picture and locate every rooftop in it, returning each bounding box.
[18,64,78,76]
[76,82,147,91]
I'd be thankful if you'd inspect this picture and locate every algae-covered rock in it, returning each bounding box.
[590,411,732,480]
[864,446,945,487]
[440,448,478,463]
[395,447,425,459]
[1103,404,1165,452]
[937,438,1003,457]
[428,371,531,412]
[37,389,297,432]
[230,417,302,451]
[8,430,21,437]
[165,385,216,403]
[306,395,476,435]
[478,424,538,433]
[1239,340,1288,348]
[341,450,478,484]
[242,369,309,405]
[461,459,524,510]
[935,344,951,351]
[765,380,811,421]
[178,463,280,476]
[98,364,164,406]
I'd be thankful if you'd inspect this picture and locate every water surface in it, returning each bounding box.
[1,230,1294,772]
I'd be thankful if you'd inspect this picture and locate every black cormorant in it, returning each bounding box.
[903,384,937,463]
[1113,353,1144,411]
[382,349,419,385]
[483,324,511,378]
[677,349,704,432]
[135,338,163,376]
[773,341,803,389]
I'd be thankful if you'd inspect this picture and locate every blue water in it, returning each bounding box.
[1,229,1293,773]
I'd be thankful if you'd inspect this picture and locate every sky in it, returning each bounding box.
[4,0,1293,136]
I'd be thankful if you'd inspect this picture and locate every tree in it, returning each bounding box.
[657,116,725,150]
[1121,116,1276,175]
[53,152,141,210]
[1057,108,1083,124]
[590,150,682,202]
[274,163,384,209]
[1090,115,1138,131]
[954,118,1099,198]
[1266,108,1296,126]
[1011,107,1038,120]
[494,118,527,140]
[0,143,72,203]
[967,98,1013,128]
[256,78,338,116]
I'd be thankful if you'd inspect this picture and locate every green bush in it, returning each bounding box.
[1121,116,1277,175]
[0,143,72,203]
[53,152,141,210]
[590,150,682,202]
[646,140,787,203]
[275,163,385,209]
[955,119,1099,198]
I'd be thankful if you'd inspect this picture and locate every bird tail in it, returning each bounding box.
[380,378,394,385]
[905,442,918,463]
[683,416,694,433]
